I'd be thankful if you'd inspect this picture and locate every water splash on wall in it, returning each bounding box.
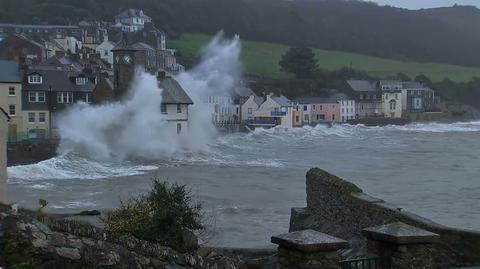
[57,32,242,161]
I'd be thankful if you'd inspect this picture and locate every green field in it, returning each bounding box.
[168,33,480,83]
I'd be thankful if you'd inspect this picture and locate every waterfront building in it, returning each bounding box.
[253,94,293,128]
[295,97,341,124]
[402,81,436,113]
[22,69,95,138]
[339,98,356,122]
[0,60,23,138]
[240,94,264,123]
[347,80,383,119]
[207,95,235,123]
[379,81,403,118]
[112,45,194,135]
[0,107,9,204]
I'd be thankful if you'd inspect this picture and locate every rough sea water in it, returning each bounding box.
[6,34,480,247]
[8,122,480,247]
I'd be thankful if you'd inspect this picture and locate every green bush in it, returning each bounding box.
[103,179,203,249]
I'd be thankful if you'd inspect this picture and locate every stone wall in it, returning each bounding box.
[0,206,239,269]
[289,168,480,268]
[7,143,57,166]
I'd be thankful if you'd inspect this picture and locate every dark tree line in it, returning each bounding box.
[1,0,480,67]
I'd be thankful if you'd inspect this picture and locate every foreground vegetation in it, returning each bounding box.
[169,33,480,83]
[103,179,203,250]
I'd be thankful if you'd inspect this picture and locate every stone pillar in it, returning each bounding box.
[271,229,349,269]
[362,222,440,269]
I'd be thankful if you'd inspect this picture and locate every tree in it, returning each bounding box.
[414,74,433,87]
[280,47,318,79]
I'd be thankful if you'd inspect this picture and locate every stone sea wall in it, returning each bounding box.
[289,168,480,268]
[0,206,239,269]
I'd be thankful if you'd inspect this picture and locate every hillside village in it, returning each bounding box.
[0,9,444,143]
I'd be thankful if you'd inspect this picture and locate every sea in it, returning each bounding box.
[7,121,480,248]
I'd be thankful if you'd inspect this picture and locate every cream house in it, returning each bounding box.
[382,91,403,118]
[0,60,23,139]
[253,94,293,128]
[0,107,9,204]
[240,94,264,123]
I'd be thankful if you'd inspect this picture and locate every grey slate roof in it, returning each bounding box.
[347,80,378,92]
[402,81,433,91]
[158,78,193,105]
[295,97,340,104]
[131,42,155,51]
[254,96,264,106]
[272,95,292,107]
[23,69,94,93]
[233,86,255,97]
[0,60,22,83]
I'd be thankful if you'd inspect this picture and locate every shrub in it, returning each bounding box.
[103,179,203,249]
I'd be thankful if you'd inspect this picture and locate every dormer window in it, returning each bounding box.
[28,74,42,84]
[76,77,87,85]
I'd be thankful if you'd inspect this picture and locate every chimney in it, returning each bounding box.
[157,70,166,80]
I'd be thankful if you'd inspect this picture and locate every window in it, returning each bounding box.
[295,116,299,122]
[28,91,45,102]
[303,105,307,111]
[82,93,91,103]
[320,105,323,111]
[28,112,35,123]
[389,100,396,111]
[177,104,182,113]
[177,123,182,134]
[8,104,15,116]
[248,108,253,114]
[39,112,46,123]
[76,77,86,85]
[57,92,73,103]
[8,87,15,96]
[313,105,316,110]
[161,103,167,113]
[304,115,309,122]
[28,74,42,84]
[332,114,335,120]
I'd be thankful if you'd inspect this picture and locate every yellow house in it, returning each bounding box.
[0,60,23,139]
[382,91,403,118]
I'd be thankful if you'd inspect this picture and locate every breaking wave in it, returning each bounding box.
[7,153,158,181]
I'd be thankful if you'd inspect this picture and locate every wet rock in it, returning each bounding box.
[56,247,81,260]
[49,232,67,246]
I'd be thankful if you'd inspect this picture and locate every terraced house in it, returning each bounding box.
[22,68,94,138]
[0,60,23,139]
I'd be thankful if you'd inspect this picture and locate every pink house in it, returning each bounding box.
[295,97,341,124]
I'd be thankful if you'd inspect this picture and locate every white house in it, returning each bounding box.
[0,107,9,204]
[96,37,116,65]
[339,99,356,122]
[114,9,152,32]
[207,95,234,123]
[240,94,264,123]
[253,94,293,129]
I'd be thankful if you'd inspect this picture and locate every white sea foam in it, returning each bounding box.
[8,154,158,181]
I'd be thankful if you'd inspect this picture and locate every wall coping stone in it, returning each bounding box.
[271,229,350,253]
[362,222,440,244]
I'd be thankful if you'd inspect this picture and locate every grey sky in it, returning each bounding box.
[368,0,480,9]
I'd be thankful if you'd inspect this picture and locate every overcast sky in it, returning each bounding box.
[368,0,480,9]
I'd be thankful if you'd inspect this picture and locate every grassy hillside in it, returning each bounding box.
[169,33,480,83]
